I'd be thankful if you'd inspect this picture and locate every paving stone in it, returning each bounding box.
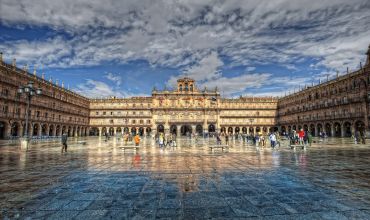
[1,137,370,219]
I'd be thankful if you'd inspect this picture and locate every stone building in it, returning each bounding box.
[0,44,370,139]
[277,45,370,137]
[0,54,90,139]
[89,77,278,136]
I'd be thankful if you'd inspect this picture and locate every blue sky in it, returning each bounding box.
[0,0,369,98]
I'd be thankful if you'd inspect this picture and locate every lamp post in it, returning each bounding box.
[17,81,42,149]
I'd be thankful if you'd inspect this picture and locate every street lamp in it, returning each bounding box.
[18,81,42,149]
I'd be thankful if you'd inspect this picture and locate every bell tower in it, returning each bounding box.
[177,77,195,92]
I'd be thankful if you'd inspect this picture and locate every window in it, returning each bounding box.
[69,117,72,121]
[185,83,189,91]
[2,88,9,96]
[132,120,136,124]
[103,112,106,115]
[110,112,113,115]
[179,85,183,92]
[109,119,114,124]
[15,108,20,115]
[139,120,143,124]
[36,111,40,117]
[133,112,136,115]
[96,112,99,115]
[45,112,48,119]
[147,120,151,124]
[52,114,55,119]
[2,105,8,113]
[58,115,61,120]
[190,85,193,91]
[133,104,136,107]
[140,111,143,115]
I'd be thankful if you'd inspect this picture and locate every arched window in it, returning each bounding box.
[179,85,182,92]
[185,83,189,91]
[190,84,193,91]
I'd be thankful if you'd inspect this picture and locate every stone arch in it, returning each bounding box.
[256,127,261,133]
[333,122,341,137]
[0,121,9,139]
[325,122,332,137]
[170,125,177,135]
[10,121,20,137]
[49,124,54,136]
[220,127,226,133]
[180,125,192,136]
[123,127,130,133]
[56,125,61,136]
[309,124,315,136]
[146,127,152,135]
[235,127,240,134]
[208,124,216,133]
[116,127,122,134]
[317,123,323,135]
[157,124,165,133]
[242,127,247,133]
[108,127,114,136]
[303,124,308,132]
[343,122,352,137]
[196,124,203,135]
[33,123,40,136]
[227,127,233,134]
[41,124,48,136]
[89,127,99,136]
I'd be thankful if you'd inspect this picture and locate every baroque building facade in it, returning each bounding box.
[0,44,370,139]
[89,78,278,137]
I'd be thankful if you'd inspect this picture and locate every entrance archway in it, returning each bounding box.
[196,125,203,135]
[10,122,19,137]
[41,124,48,136]
[227,127,233,134]
[220,127,226,133]
[157,124,164,133]
[109,127,114,136]
[146,127,152,135]
[33,123,40,136]
[343,122,351,137]
[89,127,99,136]
[334,122,341,137]
[123,127,129,134]
[317,124,323,135]
[309,124,315,136]
[181,125,192,136]
[208,124,216,133]
[138,127,144,136]
[235,127,240,134]
[242,127,247,134]
[0,121,6,139]
[325,123,332,136]
[170,125,177,135]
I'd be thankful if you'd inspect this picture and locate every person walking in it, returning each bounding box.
[307,131,313,147]
[134,133,140,146]
[269,132,276,148]
[298,129,305,145]
[61,133,68,153]
[216,133,222,145]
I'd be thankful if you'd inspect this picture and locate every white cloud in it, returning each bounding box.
[105,72,122,86]
[0,0,369,96]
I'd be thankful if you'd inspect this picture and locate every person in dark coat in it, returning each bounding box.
[61,133,68,153]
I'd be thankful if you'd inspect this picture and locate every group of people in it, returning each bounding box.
[287,129,313,146]
[216,132,281,148]
[156,133,177,148]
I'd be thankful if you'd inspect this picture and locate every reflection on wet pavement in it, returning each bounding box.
[1,137,370,219]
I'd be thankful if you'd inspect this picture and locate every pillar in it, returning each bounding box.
[98,127,102,136]
[314,124,318,137]
[113,127,117,136]
[341,123,345,137]
[351,123,356,136]
[331,124,335,137]
[18,125,24,138]
[253,127,256,134]
[37,124,42,137]
[177,125,181,136]
[247,126,250,135]
[191,125,196,134]
[5,122,11,139]
[28,124,33,137]
[74,127,78,137]
[143,128,146,136]
[52,125,57,136]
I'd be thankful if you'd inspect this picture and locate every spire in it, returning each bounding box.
[366,44,370,66]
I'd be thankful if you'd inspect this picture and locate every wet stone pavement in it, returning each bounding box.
[1,137,370,219]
